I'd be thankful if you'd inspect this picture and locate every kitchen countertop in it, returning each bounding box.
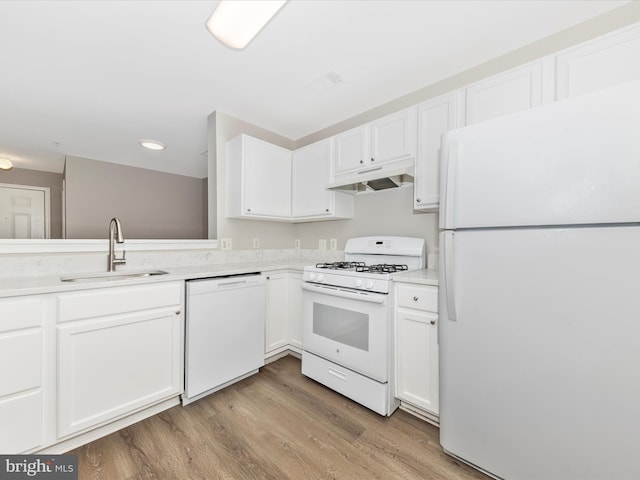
[392,268,439,286]
[0,261,309,298]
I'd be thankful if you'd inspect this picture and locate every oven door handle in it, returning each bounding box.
[302,283,386,304]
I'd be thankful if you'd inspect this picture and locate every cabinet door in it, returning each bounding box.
[57,307,182,438]
[244,137,292,217]
[464,61,543,125]
[555,23,640,100]
[333,125,369,175]
[292,139,333,217]
[415,93,458,210]
[395,308,439,415]
[0,296,45,453]
[265,272,289,355]
[288,273,303,351]
[370,107,417,164]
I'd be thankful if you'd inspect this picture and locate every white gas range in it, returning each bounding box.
[301,236,426,416]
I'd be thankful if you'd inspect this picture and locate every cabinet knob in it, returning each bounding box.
[430,319,436,325]
[416,198,421,203]
[360,160,364,164]
[266,276,270,280]
[371,157,375,162]
[325,208,329,212]
[247,208,251,212]
[413,296,419,302]
[175,310,181,315]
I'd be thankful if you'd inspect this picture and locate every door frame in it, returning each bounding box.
[0,182,51,239]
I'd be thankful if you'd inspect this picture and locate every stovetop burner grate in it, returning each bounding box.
[314,262,409,274]
[315,261,366,270]
[357,264,409,274]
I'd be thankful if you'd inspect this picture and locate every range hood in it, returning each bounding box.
[328,158,414,194]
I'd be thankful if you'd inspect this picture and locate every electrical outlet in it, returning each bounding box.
[253,238,260,249]
[319,239,327,250]
[220,238,232,250]
[330,238,337,250]
[294,239,301,249]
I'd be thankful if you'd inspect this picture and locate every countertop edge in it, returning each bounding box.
[0,262,306,298]
[392,268,439,286]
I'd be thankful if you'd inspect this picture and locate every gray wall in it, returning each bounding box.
[65,155,206,239]
[0,167,64,239]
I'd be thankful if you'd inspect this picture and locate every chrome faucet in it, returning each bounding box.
[108,217,126,272]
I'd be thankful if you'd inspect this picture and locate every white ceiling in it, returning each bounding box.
[0,0,628,179]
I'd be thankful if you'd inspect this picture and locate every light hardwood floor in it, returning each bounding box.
[69,356,489,480]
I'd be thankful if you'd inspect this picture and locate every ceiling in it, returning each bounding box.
[0,0,628,179]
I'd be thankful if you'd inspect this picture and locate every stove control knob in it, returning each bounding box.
[354,278,363,287]
[317,274,324,282]
[309,273,316,281]
[366,280,375,289]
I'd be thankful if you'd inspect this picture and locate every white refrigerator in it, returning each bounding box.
[438,82,640,479]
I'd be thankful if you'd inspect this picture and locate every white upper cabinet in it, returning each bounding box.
[334,125,369,175]
[414,92,459,211]
[463,61,544,125]
[292,138,353,220]
[332,107,417,178]
[555,23,640,100]
[227,134,292,220]
[370,107,417,165]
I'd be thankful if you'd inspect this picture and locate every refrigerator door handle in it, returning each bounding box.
[440,138,458,230]
[443,231,457,321]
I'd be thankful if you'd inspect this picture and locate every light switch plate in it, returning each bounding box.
[329,238,337,250]
[294,239,301,249]
[253,238,260,249]
[319,239,327,250]
[220,238,232,250]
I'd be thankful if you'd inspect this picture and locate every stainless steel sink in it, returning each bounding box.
[60,270,169,283]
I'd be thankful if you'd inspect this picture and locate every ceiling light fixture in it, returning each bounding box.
[206,0,288,50]
[0,157,13,170]
[139,139,166,151]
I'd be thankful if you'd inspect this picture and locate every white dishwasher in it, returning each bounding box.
[183,273,266,405]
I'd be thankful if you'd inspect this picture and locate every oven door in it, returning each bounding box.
[302,282,390,383]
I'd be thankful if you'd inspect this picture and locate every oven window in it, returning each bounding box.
[312,303,369,351]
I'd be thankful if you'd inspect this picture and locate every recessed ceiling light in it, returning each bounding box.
[0,157,13,170]
[206,0,288,50]
[139,139,166,151]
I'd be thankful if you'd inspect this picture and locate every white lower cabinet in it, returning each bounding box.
[0,296,47,453]
[56,282,183,438]
[395,282,439,419]
[288,272,303,351]
[265,272,290,355]
[265,270,303,358]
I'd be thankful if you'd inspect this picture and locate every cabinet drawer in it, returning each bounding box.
[58,281,182,322]
[396,284,438,312]
[0,297,43,331]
